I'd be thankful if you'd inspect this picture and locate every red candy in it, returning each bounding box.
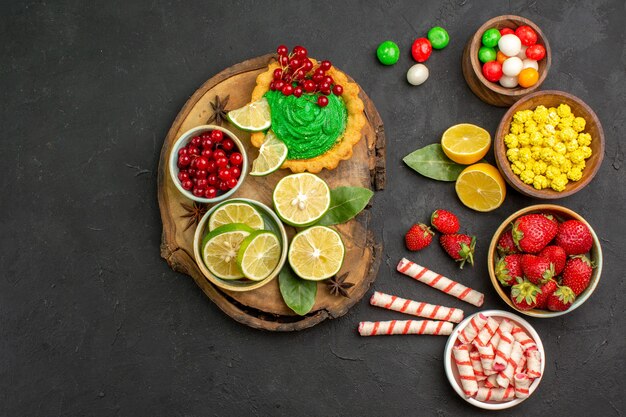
[500,27,515,36]
[411,37,432,63]
[515,25,538,46]
[525,44,546,60]
[482,61,503,82]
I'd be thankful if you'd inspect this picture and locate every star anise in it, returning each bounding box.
[207,94,230,125]
[326,272,354,298]
[180,202,207,231]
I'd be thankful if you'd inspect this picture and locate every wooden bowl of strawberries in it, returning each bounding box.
[488,204,602,317]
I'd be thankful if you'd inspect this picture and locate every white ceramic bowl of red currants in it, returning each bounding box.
[169,125,248,204]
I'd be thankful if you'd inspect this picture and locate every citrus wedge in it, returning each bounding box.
[237,231,282,281]
[455,163,506,212]
[441,123,491,165]
[201,223,254,279]
[288,226,345,281]
[250,131,288,176]
[227,98,271,132]
[208,201,264,231]
[272,173,331,227]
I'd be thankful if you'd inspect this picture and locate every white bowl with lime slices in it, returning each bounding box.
[193,198,287,292]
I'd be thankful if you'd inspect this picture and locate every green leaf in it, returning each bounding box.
[316,186,374,226]
[403,143,466,181]
[278,264,317,316]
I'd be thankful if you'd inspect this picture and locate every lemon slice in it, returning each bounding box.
[237,231,282,281]
[208,201,264,231]
[201,223,254,279]
[455,163,506,212]
[227,98,271,132]
[272,173,331,227]
[250,131,288,176]
[441,123,491,165]
[288,226,345,281]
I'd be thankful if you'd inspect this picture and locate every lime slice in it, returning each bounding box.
[250,131,288,177]
[272,173,331,227]
[227,98,271,132]
[288,226,345,281]
[208,201,264,231]
[237,230,282,281]
[201,223,254,279]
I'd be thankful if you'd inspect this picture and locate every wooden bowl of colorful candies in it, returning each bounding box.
[462,15,551,107]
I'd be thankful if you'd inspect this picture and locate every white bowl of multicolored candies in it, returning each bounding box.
[169,125,248,203]
[444,310,545,410]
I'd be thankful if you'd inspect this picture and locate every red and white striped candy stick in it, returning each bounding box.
[458,313,488,344]
[358,320,453,336]
[470,350,487,381]
[485,373,499,388]
[488,318,514,351]
[452,344,478,397]
[514,373,531,399]
[496,341,524,387]
[396,258,485,307]
[475,386,515,402]
[515,355,527,374]
[369,291,464,323]
[511,326,538,352]
[474,317,499,347]
[526,350,542,378]
[475,343,497,376]
[493,331,514,371]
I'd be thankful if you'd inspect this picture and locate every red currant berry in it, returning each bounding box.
[181,179,193,190]
[201,149,213,159]
[207,174,218,185]
[229,152,243,165]
[200,132,211,140]
[190,136,202,146]
[222,139,235,152]
[196,178,208,189]
[312,74,323,84]
[216,157,229,168]
[206,160,217,173]
[319,81,331,91]
[294,69,305,80]
[230,166,241,178]
[289,58,301,69]
[188,168,197,177]
[195,156,209,170]
[279,55,289,66]
[294,46,307,58]
[269,81,276,91]
[177,154,191,168]
[213,149,226,160]
[303,80,316,92]
[293,87,303,98]
[178,147,188,156]
[276,45,288,56]
[320,60,332,71]
[227,178,238,189]
[192,187,205,197]
[281,84,294,96]
[274,80,285,91]
[201,137,213,149]
[332,85,343,95]
[177,171,189,181]
[219,169,232,181]
[303,59,313,72]
[321,88,331,96]
[323,76,333,85]
[317,96,329,107]
[187,145,200,156]
[314,68,325,77]
[273,68,283,80]
[204,186,218,199]
[195,169,208,179]
[218,181,229,191]
[210,130,223,142]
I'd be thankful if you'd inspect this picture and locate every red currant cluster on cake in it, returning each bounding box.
[176,129,243,199]
[270,44,344,107]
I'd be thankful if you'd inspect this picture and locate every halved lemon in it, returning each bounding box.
[250,131,288,177]
[272,173,331,227]
[208,201,264,231]
[201,223,254,279]
[237,231,282,281]
[227,98,271,132]
[455,163,506,212]
[441,123,491,165]
[288,226,345,281]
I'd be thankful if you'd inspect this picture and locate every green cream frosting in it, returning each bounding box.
[264,90,347,159]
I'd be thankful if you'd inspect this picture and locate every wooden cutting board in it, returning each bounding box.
[157,54,386,331]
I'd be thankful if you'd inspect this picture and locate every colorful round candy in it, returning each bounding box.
[406,64,429,85]
[499,75,519,88]
[428,26,450,49]
[498,34,522,57]
[518,67,539,87]
[496,51,508,64]
[516,45,528,59]
[522,59,539,70]
[526,44,546,61]
[482,61,503,82]
[502,57,523,77]
[478,46,497,63]
[515,25,538,46]
[377,41,400,65]
[500,27,515,36]
[481,28,501,48]
[411,38,432,62]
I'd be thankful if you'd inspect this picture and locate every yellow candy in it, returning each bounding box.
[519,148,532,162]
[520,169,535,184]
[533,160,547,175]
[518,133,530,147]
[504,134,519,148]
[507,148,520,162]
[557,104,572,118]
[533,175,549,190]
[551,174,569,192]
[577,132,592,146]
[569,149,585,164]
[530,145,542,160]
[567,167,583,182]
[546,165,561,180]
[532,106,549,123]
[510,122,524,135]
[565,139,579,153]
[572,117,586,132]
[554,142,567,155]
[581,146,592,159]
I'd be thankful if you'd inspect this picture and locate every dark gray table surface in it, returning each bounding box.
[2,1,625,416]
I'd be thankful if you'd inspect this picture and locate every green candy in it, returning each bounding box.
[427,26,450,49]
[376,41,400,65]
[478,46,497,63]
[482,28,501,48]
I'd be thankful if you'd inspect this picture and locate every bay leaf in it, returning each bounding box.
[316,186,374,226]
[403,143,466,181]
[278,264,317,316]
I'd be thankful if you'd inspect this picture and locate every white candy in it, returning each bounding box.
[407,64,429,86]
[516,45,528,59]
[522,59,539,70]
[498,34,522,57]
[502,57,523,77]
[499,75,519,88]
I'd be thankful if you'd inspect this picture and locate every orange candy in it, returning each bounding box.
[496,51,508,64]
[518,68,539,87]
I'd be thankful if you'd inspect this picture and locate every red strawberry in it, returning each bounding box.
[535,279,558,309]
[539,245,567,275]
[512,213,558,253]
[521,254,554,285]
[555,220,593,255]
[561,255,594,296]
[510,278,541,311]
[439,234,476,269]
[431,209,460,234]
[495,254,523,286]
[547,286,576,311]
[405,223,434,251]
[497,229,519,255]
